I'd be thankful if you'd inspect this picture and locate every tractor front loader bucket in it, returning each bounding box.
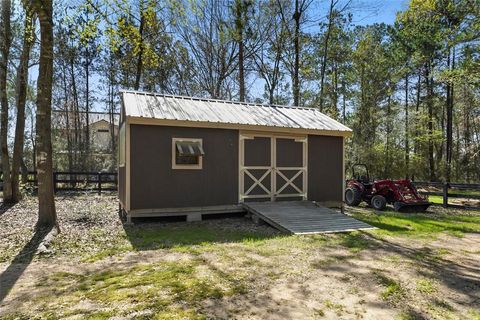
[394,201,432,213]
[392,180,432,212]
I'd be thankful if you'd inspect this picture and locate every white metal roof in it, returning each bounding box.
[121,90,352,136]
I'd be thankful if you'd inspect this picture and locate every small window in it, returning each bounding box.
[97,129,109,133]
[172,138,204,169]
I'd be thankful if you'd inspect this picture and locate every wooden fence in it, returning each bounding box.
[414,181,480,210]
[0,171,117,194]
[2,173,479,210]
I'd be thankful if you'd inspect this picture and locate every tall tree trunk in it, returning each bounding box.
[85,46,90,170]
[319,0,334,112]
[235,0,246,102]
[413,69,421,156]
[61,63,74,179]
[11,5,34,202]
[293,0,300,106]
[65,103,74,182]
[341,78,346,123]
[454,118,460,181]
[462,83,471,182]
[384,95,391,178]
[332,61,338,116]
[68,52,80,170]
[404,73,409,179]
[108,53,116,163]
[445,47,454,182]
[20,159,27,183]
[30,112,36,172]
[425,62,435,181]
[32,0,57,229]
[473,115,480,181]
[0,0,12,201]
[134,1,145,90]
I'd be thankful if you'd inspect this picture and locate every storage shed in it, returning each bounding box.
[118,90,353,222]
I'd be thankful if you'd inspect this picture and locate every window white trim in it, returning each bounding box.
[172,138,203,170]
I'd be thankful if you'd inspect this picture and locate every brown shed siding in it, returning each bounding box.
[307,135,343,203]
[118,165,126,206]
[130,125,239,210]
[276,138,303,167]
[244,137,271,166]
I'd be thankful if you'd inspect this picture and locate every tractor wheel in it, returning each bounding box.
[371,195,387,210]
[394,202,403,212]
[345,187,362,206]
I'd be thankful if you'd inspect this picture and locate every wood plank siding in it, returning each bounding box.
[307,135,344,204]
[130,125,239,209]
[122,124,345,212]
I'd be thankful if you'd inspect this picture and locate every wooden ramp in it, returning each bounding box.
[243,201,374,234]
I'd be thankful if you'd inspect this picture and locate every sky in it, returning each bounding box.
[350,0,409,26]
[27,0,410,114]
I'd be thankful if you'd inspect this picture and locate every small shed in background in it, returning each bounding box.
[118,90,352,222]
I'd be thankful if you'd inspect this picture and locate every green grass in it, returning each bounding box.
[337,232,373,252]
[416,278,437,295]
[30,259,244,319]
[83,224,278,262]
[71,207,480,267]
[324,300,344,310]
[349,207,480,238]
[324,300,345,316]
[428,195,444,204]
[125,224,272,248]
[373,271,406,304]
[468,309,480,320]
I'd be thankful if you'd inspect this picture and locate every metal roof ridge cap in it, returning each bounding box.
[119,89,324,111]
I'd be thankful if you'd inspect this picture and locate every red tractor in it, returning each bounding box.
[345,164,432,212]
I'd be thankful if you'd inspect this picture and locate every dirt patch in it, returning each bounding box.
[448,197,480,207]
[1,195,479,319]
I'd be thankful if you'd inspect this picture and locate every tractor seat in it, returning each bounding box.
[363,182,373,190]
[360,175,370,184]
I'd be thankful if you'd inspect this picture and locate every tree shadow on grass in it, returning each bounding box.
[121,213,280,251]
[323,231,480,306]
[352,210,480,235]
[359,220,411,232]
[0,225,53,304]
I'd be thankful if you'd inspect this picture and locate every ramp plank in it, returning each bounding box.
[243,201,374,234]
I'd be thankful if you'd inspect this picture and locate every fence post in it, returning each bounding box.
[98,172,102,195]
[443,183,449,208]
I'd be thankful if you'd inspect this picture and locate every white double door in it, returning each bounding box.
[239,132,307,202]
